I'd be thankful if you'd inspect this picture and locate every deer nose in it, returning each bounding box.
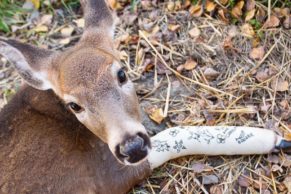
[117,133,151,164]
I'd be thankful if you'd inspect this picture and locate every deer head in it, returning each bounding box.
[0,0,151,165]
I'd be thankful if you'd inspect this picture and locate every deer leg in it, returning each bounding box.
[148,126,290,169]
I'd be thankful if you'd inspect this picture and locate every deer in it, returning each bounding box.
[0,0,290,193]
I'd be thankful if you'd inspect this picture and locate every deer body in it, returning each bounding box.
[0,85,151,194]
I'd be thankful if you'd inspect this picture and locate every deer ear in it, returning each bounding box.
[0,39,55,90]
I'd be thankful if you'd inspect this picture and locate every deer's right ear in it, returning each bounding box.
[0,39,56,90]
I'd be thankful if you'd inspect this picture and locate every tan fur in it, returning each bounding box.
[0,86,151,194]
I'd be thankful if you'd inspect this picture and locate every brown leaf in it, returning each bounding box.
[219,0,228,5]
[255,69,269,82]
[263,15,280,28]
[238,175,252,187]
[245,9,256,21]
[189,5,203,17]
[271,79,289,92]
[191,162,205,173]
[204,67,220,80]
[61,26,74,37]
[149,108,165,124]
[183,59,197,70]
[188,27,201,38]
[202,175,219,185]
[231,1,244,18]
[246,0,256,11]
[240,23,255,38]
[250,46,265,60]
[218,9,229,23]
[168,24,180,32]
[256,7,266,23]
[206,0,216,12]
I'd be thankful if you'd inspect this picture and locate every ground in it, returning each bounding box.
[0,0,290,194]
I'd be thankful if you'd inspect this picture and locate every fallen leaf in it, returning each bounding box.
[206,0,216,12]
[246,0,256,11]
[245,9,256,21]
[167,1,175,11]
[33,25,48,32]
[218,9,229,23]
[74,18,85,28]
[255,69,269,82]
[231,1,244,18]
[250,46,265,60]
[188,27,201,38]
[263,15,280,28]
[183,59,197,70]
[256,7,266,23]
[219,0,228,5]
[149,108,165,124]
[59,38,71,45]
[191,162,205,173]
[38,14,52,26]
[168,24,180,32]
[283,176,291,192]
[202,175,219,185]
[189,5,203,17]
[238,175,252,187]
[204,68,220,80]
[271,79,289,92]
[61,26,74,37]
[240,23,255,38]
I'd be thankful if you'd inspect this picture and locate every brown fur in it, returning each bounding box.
[0,85,151,194]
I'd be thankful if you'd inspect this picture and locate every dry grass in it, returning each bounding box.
[0,1,290,194]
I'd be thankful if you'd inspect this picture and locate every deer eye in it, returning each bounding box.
[117,68,127,85]
[67,102,83,113]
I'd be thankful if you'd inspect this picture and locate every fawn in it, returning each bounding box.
[1,0,290,194]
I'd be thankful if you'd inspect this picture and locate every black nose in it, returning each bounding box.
[116,133,151,164]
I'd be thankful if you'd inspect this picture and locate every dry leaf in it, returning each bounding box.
[202,175,219,185]
[191,162,205,173]
[74,18,85,28]
[238,175,252,187]
[246,0,256,11]
[219,0,228,5]
[38,15,53,26]
[59,38,71,45]
[188,27,201,38]
[61,26,74,37]
[256,7,266,23]
[231,1,244,18]
[183,59,197,70]
[33,25,48,32]
[255,70,269,82]
[189,5,203,17]
[245,9,256,21]
[271,80,289,92]
[240,23,255,38]
[204,68,220,80]
[168,24,180,32]
[206,0,216,12]
[250,46,265,60]
[263,15,280,28]
[283,177,291,193]
[167,2,175,11]
[149,108,165,124]
[218,9,229,23]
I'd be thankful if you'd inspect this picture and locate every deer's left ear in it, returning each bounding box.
[0,38,56,90]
